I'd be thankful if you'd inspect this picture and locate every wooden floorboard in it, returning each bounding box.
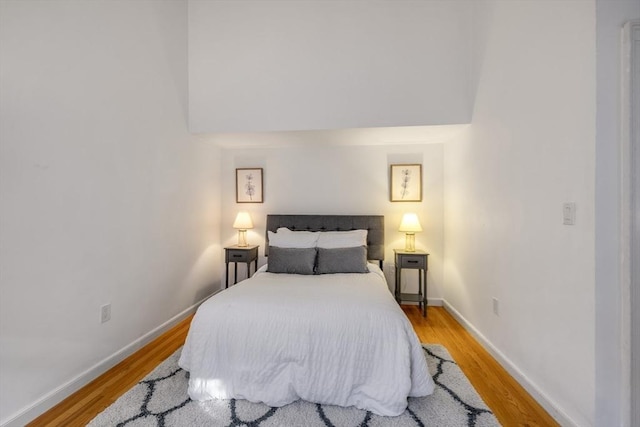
[28,306,558,426]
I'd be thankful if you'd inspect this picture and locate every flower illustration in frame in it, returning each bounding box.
[390,164,422,202]
[236,168,263,203]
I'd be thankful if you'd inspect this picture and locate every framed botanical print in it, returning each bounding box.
[390,164,422,202]
[236,168,263,203]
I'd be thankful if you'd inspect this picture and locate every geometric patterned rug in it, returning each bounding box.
[88,344,500,426]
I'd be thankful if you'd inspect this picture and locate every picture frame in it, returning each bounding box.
[390,164,422,202]
[236,168,263,203]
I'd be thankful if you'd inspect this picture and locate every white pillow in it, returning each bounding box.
[316,229,368,249]
[267,230,319,248]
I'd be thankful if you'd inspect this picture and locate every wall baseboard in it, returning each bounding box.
[428,298,444,306]
[442,300,578,427]
[1,293,217,427]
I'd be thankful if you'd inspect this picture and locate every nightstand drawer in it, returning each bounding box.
[226,250,251,263]
[400,255,426,269]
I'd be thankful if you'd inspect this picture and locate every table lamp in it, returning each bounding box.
[399,213,422,252]
[233,212,253,247]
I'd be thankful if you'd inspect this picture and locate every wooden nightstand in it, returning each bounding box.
[225,245,259,288]
[394,249,429,317]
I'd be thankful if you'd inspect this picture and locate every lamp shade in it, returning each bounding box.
[233,212,254,230]
[398,213,422,232]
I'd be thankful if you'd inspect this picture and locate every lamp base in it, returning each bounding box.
[237,230,248,247]
[404,233,416,252]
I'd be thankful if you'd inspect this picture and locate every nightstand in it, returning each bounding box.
[394,249,429,317]
[225,245,259,288]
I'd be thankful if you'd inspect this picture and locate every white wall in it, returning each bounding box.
[595,2,640,426]
[444,1,595,426]
[188,0,473,133]
[212,134,445,300]
[0,1,221,424]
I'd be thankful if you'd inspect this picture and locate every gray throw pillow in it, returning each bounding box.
[316,246,369,274]
[267,246,316,275]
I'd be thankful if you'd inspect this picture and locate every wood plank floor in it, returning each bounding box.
[28,306,558,426]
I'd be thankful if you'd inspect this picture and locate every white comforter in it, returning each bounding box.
[178,263,435,416]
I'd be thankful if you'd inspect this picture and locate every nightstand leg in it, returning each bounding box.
[395,267,400,303]
[234,263,238,285]
[225,262,230,289]
[422,268,427,317]
[419,268,425,317]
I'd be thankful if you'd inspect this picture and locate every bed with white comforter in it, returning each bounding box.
[178,263,435,416]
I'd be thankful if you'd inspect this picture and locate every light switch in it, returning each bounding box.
[563,202,576,225]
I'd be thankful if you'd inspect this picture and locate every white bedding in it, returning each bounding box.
[178,263,435,416]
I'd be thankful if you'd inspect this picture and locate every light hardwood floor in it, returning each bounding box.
[28,306,558,426]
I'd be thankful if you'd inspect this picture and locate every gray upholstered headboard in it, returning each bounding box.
[265,214,385,262]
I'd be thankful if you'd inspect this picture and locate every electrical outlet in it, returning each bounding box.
[492,298,499,316]
[563,202,576,225]
[101,303,111,323]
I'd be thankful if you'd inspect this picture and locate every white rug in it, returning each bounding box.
[88,344,500,426]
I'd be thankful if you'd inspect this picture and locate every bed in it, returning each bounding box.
[178,215,435,416]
